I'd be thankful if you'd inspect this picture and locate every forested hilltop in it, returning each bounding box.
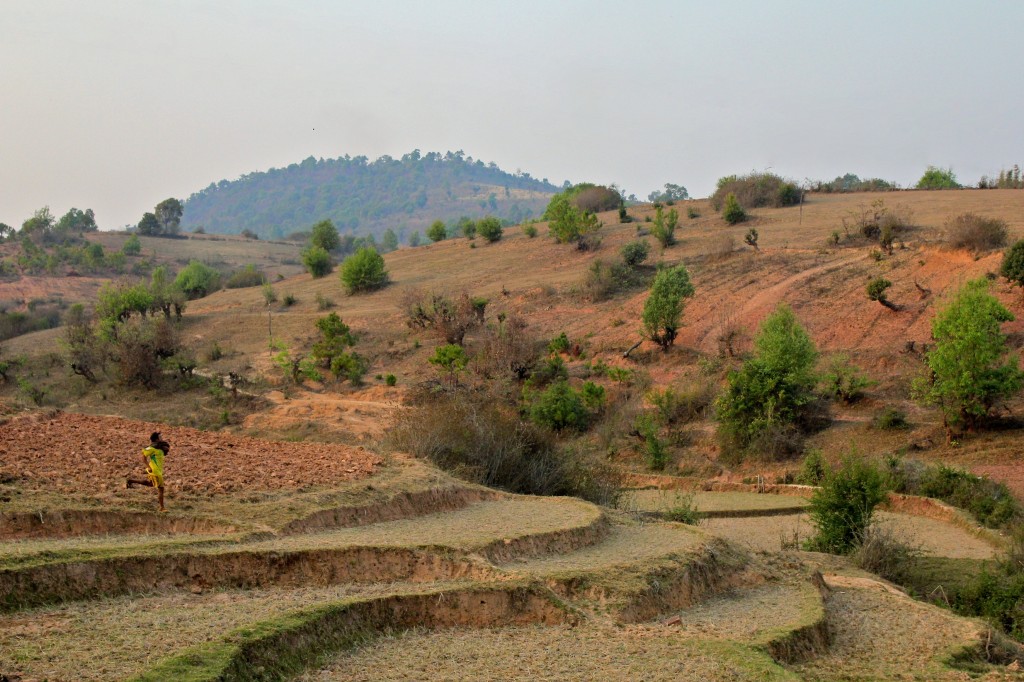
[182,150,560,240]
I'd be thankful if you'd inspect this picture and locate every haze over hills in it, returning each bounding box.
[181,150,561,240]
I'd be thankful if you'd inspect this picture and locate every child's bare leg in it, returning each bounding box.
[157,486,166,511]
[126,478,154,488]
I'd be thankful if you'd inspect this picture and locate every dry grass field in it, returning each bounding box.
[3,189,1024,680]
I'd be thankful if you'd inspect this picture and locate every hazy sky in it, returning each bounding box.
[3,1,1023,229]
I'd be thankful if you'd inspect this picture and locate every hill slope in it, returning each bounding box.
[182,150,559,240]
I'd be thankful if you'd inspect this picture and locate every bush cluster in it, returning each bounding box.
[945,213,1009,252]
[711,172,799,211]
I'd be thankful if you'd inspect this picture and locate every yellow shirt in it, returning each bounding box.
[142,445,165,485]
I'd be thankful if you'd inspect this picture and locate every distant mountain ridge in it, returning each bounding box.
[181,150,560,240]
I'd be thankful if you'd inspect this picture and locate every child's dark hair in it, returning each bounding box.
[150,431,161,443]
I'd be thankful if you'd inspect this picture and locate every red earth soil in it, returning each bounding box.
[0,412,380,496]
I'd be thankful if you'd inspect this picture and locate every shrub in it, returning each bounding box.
[620,239,650,267]
[850,525,921,583]
[429,343,468,385]
[663,492,701,525]
[310,312,365,383]
[641,264,695,351]
[743,228,759,251]
[302,245,333,278]
[580,259,643,302]
[523,224,538,238]
[650,206,677,247]
[865,277,895,309]
[717,304,823,460]
[404,290,486,345]
[315,292,334,310]
[122,234,142,256]
[636,413,668,470]
[916,166,960,190]
[806,456,888,554]
[309,219,341,251]
[282,293,297,307]
[408,231,421,247]
[687,207,700,219]
[913,278,1023,434]
[1001,240,1024,290]
[795,449,829,485]
[711,172,800,210]
[460,219,477,239]
[548,332,571,354]
[722,193,746,224]
[388,388,621,504]
[560,184,621,213]
[427,220,448,243]
[648,383,715,425]
[224,264,266,289]
[476,216,503,243]
[918,464,1019,528]
[473,313,543,383]
[261,282,277,305]
[545,193,601,245]
[873,407,908,430]
[174,260,221,299]
[580,381,606,412]
[385,373,397,386]
[340,247,388,294]
[945,213,1009,252]
[529,380,589,431]
[527,354,568,387]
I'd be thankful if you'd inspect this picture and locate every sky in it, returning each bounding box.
[2,0,1023,229]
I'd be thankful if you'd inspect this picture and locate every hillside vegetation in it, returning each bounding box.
[182,150,559,240]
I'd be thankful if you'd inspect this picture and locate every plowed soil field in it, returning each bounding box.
[0,411,380,496]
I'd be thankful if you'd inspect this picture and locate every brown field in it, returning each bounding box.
[2,189,1024,680]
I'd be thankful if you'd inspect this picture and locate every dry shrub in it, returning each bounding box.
[711,172,800,210]
[572,185,621,213]
[715,312,747,358]
[111,318,181,388]
[472,314,543,383]
[945,213,1009,252]
[705,234,736,261]
[647,381,717,425]
[402,289,487,345]
[850,524,921,583]
[389,387,621,505]
[843,199,913,240]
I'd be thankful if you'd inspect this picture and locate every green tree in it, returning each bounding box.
[149,266,186,320]
[476,216,503,243]
[21,207,54,236]
[866,277,897,310]
[56,207,97,233]
[302,245,333,278]
[381,228,399,252]
[1001,240,1024,290]
[806,456,888,554]
[546,195,600,245]
[122,234,142,256]
[174,260,221,299]
[427,220,448,242]
[716,304,821,457]
[641,265,695,351]
[340,247,388,294]
[96,280,154,324]
[459,217,477,239]
[722,193,746,224]
[311,312,365,383]
[309,220,341,251]
[620,239,650,267]
[137,212,160,236]
[914,279,1023,434]
[916,166,960,190]
[529,379,589,431]
[647,183,689,202]
[154,198,183,235]
[429,343,468,386]
[408,231,421,247]
[650,205,678,247]
[744,228,759,251]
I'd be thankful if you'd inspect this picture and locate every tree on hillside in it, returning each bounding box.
[641,265,695,351]
[546,195,600,246]
[647,183,689,203]
[340,247,388,294]
[914,278,1023,435]
[21,207,55,236]
[650,205,677,247]
[716,304,822,459]
[154,198,183,235]
[174,260,221,300]
[722,193,746,224]
[476,216,503,243]
[381,228,399,252]
[866,278,898,310]
[310,219,341,252]
[302,245,333,278]
[55,208,97,233]
[408,231,421,247]
[0,223,13,242]
[137,212,160,236]
[916,166,960,190]
[1000,240,1024,291]
[427,220,447,242]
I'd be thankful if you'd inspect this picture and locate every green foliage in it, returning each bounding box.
[620,240,650,267]
[181,152,556,239]
[716,304,822,459]
[810,173,897,193]
[523,223,538,238]
[381,228,399,252]
[527,354,568,387]
[712,172,799,210]
[122,234,142,256]
[529,380,589,431]
[873,407,908,430]
[310,312,365,383]
[914,279,1023,432]
[917,464,1020,529]
[806,456,888,554]
[385,373,397,386]
[407,231,421,247]
[405,291,487,345]
[174,260,221,300]
[545,193,601,245]
[647,183,689,203]
[641,264,695,351]
[647,383,715,425]
[154,198,183,235]
[460,218,477,239]
[340,247,388,294]
[427,220,448,242]
[224,264,266,289]
[261,282,278,305]
[476,216,503,243]
[309,220,341,252]
[95,280,154,324]
[743,228,759,250]
[580,380,606,411]
[796,449,829,485]
[302,245,333,278]
[663,492,702,525]
[916,165,960,190]
[821,354,873,403]
[55,207,97,233]
[686,207,700,219]
[548,332,571,354]
[722,193,746,224]
[635,413,668,470]
[866,277,892,303]
[282,293,297,307]
[946,213,1009,252]
[650,206,678,247]
[1001,240,1024,289]
[429,343,468,384]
